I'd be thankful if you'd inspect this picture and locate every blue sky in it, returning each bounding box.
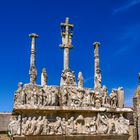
[0,0,140,111]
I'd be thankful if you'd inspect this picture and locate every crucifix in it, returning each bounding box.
[60,17,74,71]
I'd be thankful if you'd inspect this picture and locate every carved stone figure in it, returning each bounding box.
[60,70,77,86]
[61,87,68,106]
[95,99,101,108]
[28,117,37,135]
[37,89,43,106]
[14,82,24,106]
[97,114,108,134]
[101,86,110,107]
[41,68,48,86]
[69,88,80,107]
[42,116,50,135]
[34,116,43,135]
[43,93,49,106]
[51,88,59,106]
[107,114,116,134]
[75,115,85,134]
[110,89,118,108]
[24,117,32,135]
[94,68,102,90]
[54,117,63,134]
[118,114,130,134]
[90,116,97,134]
[8,116,18,136]
[22,117,27,135]
[61,118,66,134]
[78,72,84,88]
[67,117,75,134]
[83,93,91,107]
[21,90,26,105]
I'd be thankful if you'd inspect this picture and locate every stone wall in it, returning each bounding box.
[0,113,11,132]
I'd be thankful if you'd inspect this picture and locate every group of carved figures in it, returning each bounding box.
[60,86,124,108]
[8,113,129,136]
[14,82,124,109]
[14,83,59,107]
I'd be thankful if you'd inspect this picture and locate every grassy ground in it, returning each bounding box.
[0,134,10,140]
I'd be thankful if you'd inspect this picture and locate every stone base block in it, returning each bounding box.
[13,135,130,140]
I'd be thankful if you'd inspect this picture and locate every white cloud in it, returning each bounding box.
[113,0,140,14]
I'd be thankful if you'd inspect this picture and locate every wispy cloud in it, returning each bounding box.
[114,24,140,55]
[84,76,93,84]
[113,0,140,14]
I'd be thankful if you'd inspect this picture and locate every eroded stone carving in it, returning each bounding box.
[78,72,84,88]
[14,83,126,110]
[8,113,130,136]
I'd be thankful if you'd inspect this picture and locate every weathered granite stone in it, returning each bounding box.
[8,18,134,140]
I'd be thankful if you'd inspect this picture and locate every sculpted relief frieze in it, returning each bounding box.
[14,82,124,110]
[8,113,130,136]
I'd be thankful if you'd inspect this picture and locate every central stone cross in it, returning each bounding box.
[60,17,74,71]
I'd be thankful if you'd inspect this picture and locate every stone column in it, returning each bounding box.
[64,48,69,70]
[29,33,38,84]
[93,42,102,89]
[117,87,124,108]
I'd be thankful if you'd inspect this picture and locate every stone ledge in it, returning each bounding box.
[13,135,130,140]
[13,106,133,114]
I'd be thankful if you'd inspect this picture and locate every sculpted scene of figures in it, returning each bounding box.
[14,81,124,109]
[8,113,130,136]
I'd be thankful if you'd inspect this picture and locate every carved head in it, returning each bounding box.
[18,82,23,90]
[28,117,31,121]
[62,118,65,121]
[93,116,96,120]
[70,116,74,121]
[32,116,36,120]
[18,115,21,121]
[38,116,42,120]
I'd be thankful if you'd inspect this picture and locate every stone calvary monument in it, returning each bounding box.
[8,18,134,140]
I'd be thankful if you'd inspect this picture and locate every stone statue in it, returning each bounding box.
[51,88,59,106]
[42,116,50,135]
[60,70,77,86]
[78,72,84,88]
[34,116,43,135]
[41,68,48,86]
[28,117,37,135]
[14,82,24,106]
[43,93,49,106]
[37,89,43,106]
[8,116,18,136]
[110,89,118,108]
[106,114,116,134]
[22,117,27,135]
[61,118,66,134]
[67,117,75,134]
[94,68,102,90]
[117,114,130,134]
[54,117,63,134]
[69,88,79,107]
[90,116,97,134]
[75,115,85,134]
[61,87,68,106]
[97,114,108,134]
[83,92,91,107]
[24,117,32,135]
